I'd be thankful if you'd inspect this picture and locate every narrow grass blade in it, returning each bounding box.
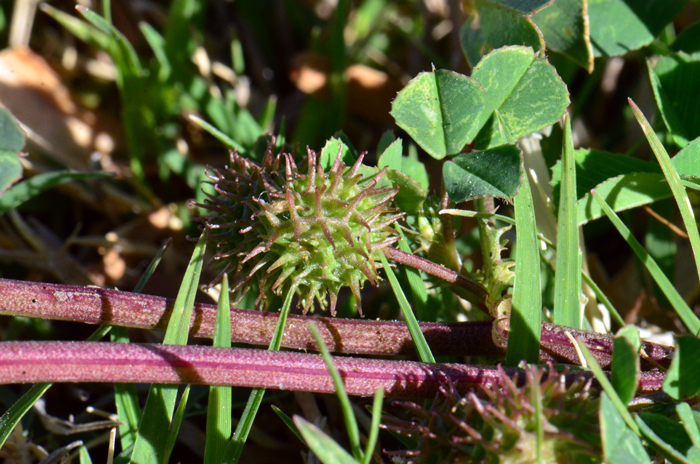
[129,231,207,463]
[0,325,112,448]
[163,385,191,464]
[506,171,541,365]
[79,445,94,464]
[379,251,435,363]
[629,99,700,287]
[40,4,110,50]
[576,339,640,435]
[440,209,516,225]
[222,288,295,463]
[362,388,384,464]
[553,114,582,328]
[271,405,304,443]
[396,226,428,320]
[0,171,113,216]
[592,190,700,335]
[204,274,232,464]
[293,416,360,464]
[308,324,363,462]
[530,368,544,464]
[188,115,246,153]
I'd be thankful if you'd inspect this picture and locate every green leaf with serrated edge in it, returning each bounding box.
[600,393,651,464]
[637,412,700,464]
[320,137,354,171]
[391,69,485,159]
[386,170,425,214]
[129,231,206,463]
[471,47,570,149]
[308,324,363,461]
[443,144,523,203]
[506,173,541,365]
[377,138,402,172]
[677,402,700,450]
[294,416,361,464]
[631,99,700,299]
[532,0,593,72]
[664,336,700,400]
[402,148,429,191]
[672,21,700,59]
[553,116,580,329]
[588,0,686,57]
[611,326,640,405]
[0,171,113,217]
[649,53,700,146]
[592,191,700,335]
[460,0,544,68]
[204,274,232,464]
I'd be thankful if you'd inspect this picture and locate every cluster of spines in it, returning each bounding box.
[196,142,403,315]
[382,365,600,463]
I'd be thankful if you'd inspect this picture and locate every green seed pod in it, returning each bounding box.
[197,144,403,315]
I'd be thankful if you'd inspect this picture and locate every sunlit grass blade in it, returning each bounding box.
[293,416,360,464]
[575,339,640,435]
[506,174,541,365]
[592,190,700,334]
[553,114,582,329]
[379,251,435,363]
[362,387,384,464]
[440,209,516,225]
[222,288,295,463]
[308,323,363,461]
[40,3,111,50]
[163,385,191,464]
[114,238,169,450]
[129,230,207,463]
[0,326,111,449]
[271,405,304,443]
[629,98,700,284]
[204,274,232,464]
[396,225,428,320]
[188,115,246,153]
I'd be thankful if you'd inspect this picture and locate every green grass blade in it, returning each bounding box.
[271,405,304,443]
[506,173,541,365]
[129,231,207,463]
[396,226,428,320]
[308,324,363,461]
[440,209,516,225]
[293,416,360,464]
[204,274,232,464]
[0,325,112,449]
[79,444,94,464]
[379,251,435,363]
[575,339,640,435]
[629,99,700,286]
[592,190,700,335]
[0,171,113,217]
[553,114,581,329]
[40,4,111,50]
[188,115,246,153]
[361,388,384,464]
[223,288,295,463]
[163,385,191,464]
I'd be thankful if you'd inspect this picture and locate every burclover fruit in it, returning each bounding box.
[197,143,404,315]
[383,365,601,463]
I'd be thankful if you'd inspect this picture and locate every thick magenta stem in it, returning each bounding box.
[0,341,665,396]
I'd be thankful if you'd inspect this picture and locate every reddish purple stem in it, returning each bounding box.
[0,341,666,396]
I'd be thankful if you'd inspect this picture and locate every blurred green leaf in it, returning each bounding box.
[401,148,429,191]
[649,53,700,147]
[672,21,700,59]
[532,0,593,72]
[636,412,700,464]
[391,69,485,159]
[0,171,113,217]
[611,326,640,405]
[377,138,402,172]
[386,170,425,214]
[600,393,651,464]
[79,445,93,464]
[320,137,355,170]
[471,46,570,149]
[41,4,111,50]
[0,154,21,197]
[488,0,552,14]
[460,0,544,68]
[442,144,523,203]
[506,174,541,365]
[588,0,685,57]
[0,108,25,152]
[294,416,361,464]
[664,335,700,399]
[553,116,581,329]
